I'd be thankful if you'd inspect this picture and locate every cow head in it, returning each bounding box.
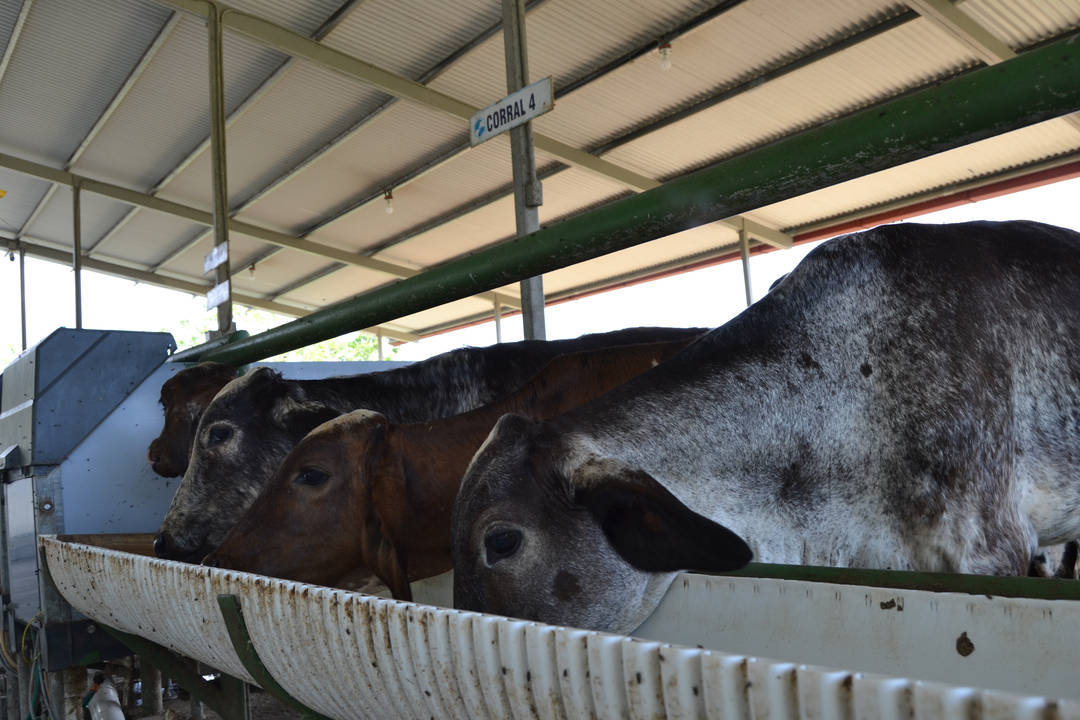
[148,362,238,477]
[154,367,340,562]
[205,410,409,597]
[451,414,751,633]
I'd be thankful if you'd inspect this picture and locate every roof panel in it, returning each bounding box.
[244,102,488,245]
[530,0,909,152]
[387,295,498,333]
[223,0,348,37]
[230,247,337,300]
[963,0,1080,48]
[71,17,288,192]
[754,117,1080,232]
[278,263,400,307]
[21,189,132,251]
[323,0,497,80]
[600,16,977,180]
[378,164,627,269]
[160,57,387,211]
[96,210,205,268]
[0,0,23,66]
[0,170,50,235]
[0,0,172,166]
[539,223,735,299]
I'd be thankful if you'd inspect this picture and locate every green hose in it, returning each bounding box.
[25,657,39,720]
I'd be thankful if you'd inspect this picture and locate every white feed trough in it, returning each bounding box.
[41,535,1080,719]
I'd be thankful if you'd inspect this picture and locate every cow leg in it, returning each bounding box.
[1028,550,1053,578]
[1055,540,1079,579]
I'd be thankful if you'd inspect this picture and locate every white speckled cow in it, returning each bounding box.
[452,220,1080,634]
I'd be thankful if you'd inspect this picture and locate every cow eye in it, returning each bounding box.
[484,528,522,564]
[207,425,232,446]
[295,468,329,487]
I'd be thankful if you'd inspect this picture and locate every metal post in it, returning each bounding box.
[18,246,27,350]
[72,183,82,329]
[493,300,503,343]
[739,228,752,307]
[208,5,233,337]
[502,0,545,340]
[145,665,163,713]
[376,331,383,361]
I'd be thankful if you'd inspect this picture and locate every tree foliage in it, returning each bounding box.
[171,305,395,362]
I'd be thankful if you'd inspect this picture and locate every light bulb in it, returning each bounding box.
[658,42,672,71]
[384,190,394,215]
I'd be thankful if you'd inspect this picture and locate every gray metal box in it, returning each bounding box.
[0,329,175,468]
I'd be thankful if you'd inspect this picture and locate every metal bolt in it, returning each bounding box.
[86,623,96,634]
[41,502,53,512]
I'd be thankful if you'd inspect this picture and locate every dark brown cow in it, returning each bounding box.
[148,362,239,478]
[205,339,694,598]
[156,327,707,562]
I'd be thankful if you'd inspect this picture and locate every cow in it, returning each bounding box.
[451,220,1080,635]
[204,339,695,599]
[154,326,707,562]
[148,362,239,477]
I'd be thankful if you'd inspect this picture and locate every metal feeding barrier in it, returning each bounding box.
[41,535,1080,720]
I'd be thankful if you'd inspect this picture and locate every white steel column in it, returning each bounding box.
[72,183,83,328]
[739,228,752,307]
[503,0,545,340]
[493,299,503,343]
[18,245,27,350]
[207,6,233,336]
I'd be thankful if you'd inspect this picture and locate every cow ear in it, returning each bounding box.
[359,499,412,602]
[572,459,752,574]
[272,387,342,439]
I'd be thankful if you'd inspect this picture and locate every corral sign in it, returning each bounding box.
[469,77,553,147]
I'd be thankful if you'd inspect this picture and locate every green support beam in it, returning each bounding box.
[731,563,1080,601]
[196,33,1080,366]
[102,626,250,720]
[217,595,331,720]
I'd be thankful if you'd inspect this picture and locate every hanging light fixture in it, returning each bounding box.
[658,41,672,71]
[384,189,394,215]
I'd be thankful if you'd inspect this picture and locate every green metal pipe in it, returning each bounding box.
[198,33,1080,366]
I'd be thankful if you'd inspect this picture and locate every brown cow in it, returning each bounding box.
[205,339,694,599]
[148,362,239,478]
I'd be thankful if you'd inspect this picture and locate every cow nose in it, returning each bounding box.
[147,439,160,464]
[153,533,173,558]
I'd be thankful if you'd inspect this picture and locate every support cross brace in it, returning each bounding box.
[217,595,331,720]
[101,626,250,720]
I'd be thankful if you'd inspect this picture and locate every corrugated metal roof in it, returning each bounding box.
[162,57,388,211]
[21,189,132,249]
[0,168,48,234]
[1,0,1078,341]
[71,17,287,193]
[0,0,172,166]
[242,96,470,242]
[755,117,1080,231]
[964,0,1080,48]
[0,1,23,66]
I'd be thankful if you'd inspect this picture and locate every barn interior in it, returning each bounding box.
[0,0,1079,718]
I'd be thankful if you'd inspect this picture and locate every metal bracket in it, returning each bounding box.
[216,594,331,720]
[101,625,250,720]
[0,446,19,472]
